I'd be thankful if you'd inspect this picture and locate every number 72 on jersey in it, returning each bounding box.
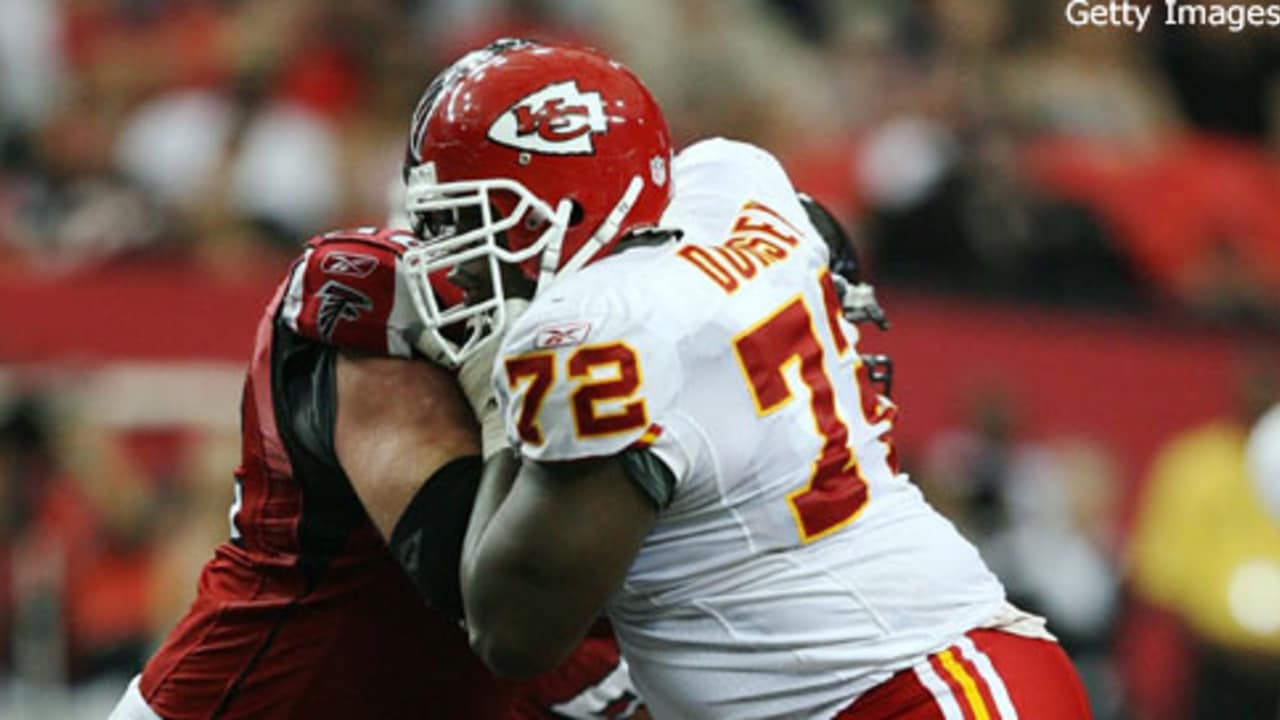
[502,271,878,543]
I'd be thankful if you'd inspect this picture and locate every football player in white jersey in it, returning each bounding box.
[400,39,1092,719]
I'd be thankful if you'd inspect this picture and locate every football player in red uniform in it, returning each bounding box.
[109,227,643,719]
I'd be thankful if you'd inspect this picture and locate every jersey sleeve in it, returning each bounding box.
[280,227,458,358]
[494,284,689,479]
[665,137,829,265]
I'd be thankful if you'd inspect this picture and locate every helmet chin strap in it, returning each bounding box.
[550,175,644,284]
[535,199,577,295]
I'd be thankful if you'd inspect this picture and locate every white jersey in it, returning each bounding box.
[496,139,1006,719]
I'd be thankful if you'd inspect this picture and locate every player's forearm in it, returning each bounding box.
[460,448,518,587]
[460,450,572,676]
[461,453,648,678]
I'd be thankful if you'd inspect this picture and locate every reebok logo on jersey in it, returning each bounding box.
[534,321,592,349]
[315,280,374,341]
[488,81,608,155]
[320,251,379,279]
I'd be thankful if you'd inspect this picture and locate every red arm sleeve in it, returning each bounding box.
[280,227,462,357]
[512,634,644,719]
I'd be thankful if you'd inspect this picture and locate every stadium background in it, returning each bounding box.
[1,0,1279,717]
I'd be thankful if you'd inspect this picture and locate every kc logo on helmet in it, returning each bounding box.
[488,81,608,155]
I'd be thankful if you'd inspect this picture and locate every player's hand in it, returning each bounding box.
[457,298,529,459]
[831,274,889,330]
[407,321,461,369]
[407,301,522,370]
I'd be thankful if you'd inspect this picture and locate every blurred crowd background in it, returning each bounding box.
[1,0,1279,718]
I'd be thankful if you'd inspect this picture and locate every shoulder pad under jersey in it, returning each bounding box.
[496,272,683,463]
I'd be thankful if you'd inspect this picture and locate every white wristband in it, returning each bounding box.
[478,403,509,460]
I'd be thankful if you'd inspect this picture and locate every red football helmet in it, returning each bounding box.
[401,38,673,365]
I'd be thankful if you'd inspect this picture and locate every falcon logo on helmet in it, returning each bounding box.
[488,81,608,155]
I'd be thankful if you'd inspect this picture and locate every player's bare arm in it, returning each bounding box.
[461,450,656,677]
[334,352,477,538]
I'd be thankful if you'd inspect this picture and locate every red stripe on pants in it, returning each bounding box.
[836,629,1092,719]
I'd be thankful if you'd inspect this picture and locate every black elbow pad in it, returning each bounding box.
[389,455,482,623]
